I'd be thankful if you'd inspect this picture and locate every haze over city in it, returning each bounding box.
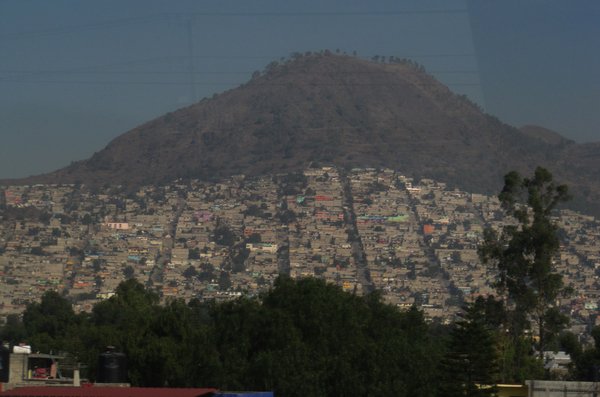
[3,2,600,395]
[1,0,598,179]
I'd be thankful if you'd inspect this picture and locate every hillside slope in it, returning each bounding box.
[5,53,600,215]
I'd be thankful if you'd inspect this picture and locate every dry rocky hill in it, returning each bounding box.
[4,52,600,215]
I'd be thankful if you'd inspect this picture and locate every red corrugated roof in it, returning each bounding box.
[0,387,217,397]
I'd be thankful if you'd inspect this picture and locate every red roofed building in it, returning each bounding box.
[0,387,217,397]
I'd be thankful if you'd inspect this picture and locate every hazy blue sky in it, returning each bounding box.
[1,0,598,178]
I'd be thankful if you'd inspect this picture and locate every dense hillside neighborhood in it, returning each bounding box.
[1,167,599,341]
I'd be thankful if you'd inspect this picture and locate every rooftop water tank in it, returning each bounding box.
[96,347,127,383]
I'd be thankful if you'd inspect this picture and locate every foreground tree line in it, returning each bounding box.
[2,168,600,396]
[3,276,600,396]
[1,277,441,395]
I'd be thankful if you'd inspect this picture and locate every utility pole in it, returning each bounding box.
[186,18,197,103]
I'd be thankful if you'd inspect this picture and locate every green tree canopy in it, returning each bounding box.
[20,290,83,353]
[480,167,570,361]
[1,277,445,395]
[438,300,499,397]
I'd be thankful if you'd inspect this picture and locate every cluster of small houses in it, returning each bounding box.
[1,166,600,340]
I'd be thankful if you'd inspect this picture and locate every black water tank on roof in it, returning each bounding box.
[0,345,9,382]
[97,348,127,383]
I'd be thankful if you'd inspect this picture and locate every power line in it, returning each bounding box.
[0,79,481,87]
[0,56,190,81]
[0,69,481,75]
[184,9,468,17]
[0,14,173,41]
[0,56,481,85]
[0,53,479,82]
[1,9,468,41]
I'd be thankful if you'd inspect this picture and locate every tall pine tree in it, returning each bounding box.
[439,300,499,397]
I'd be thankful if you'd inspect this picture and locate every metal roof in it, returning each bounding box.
[0,387,217,397]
